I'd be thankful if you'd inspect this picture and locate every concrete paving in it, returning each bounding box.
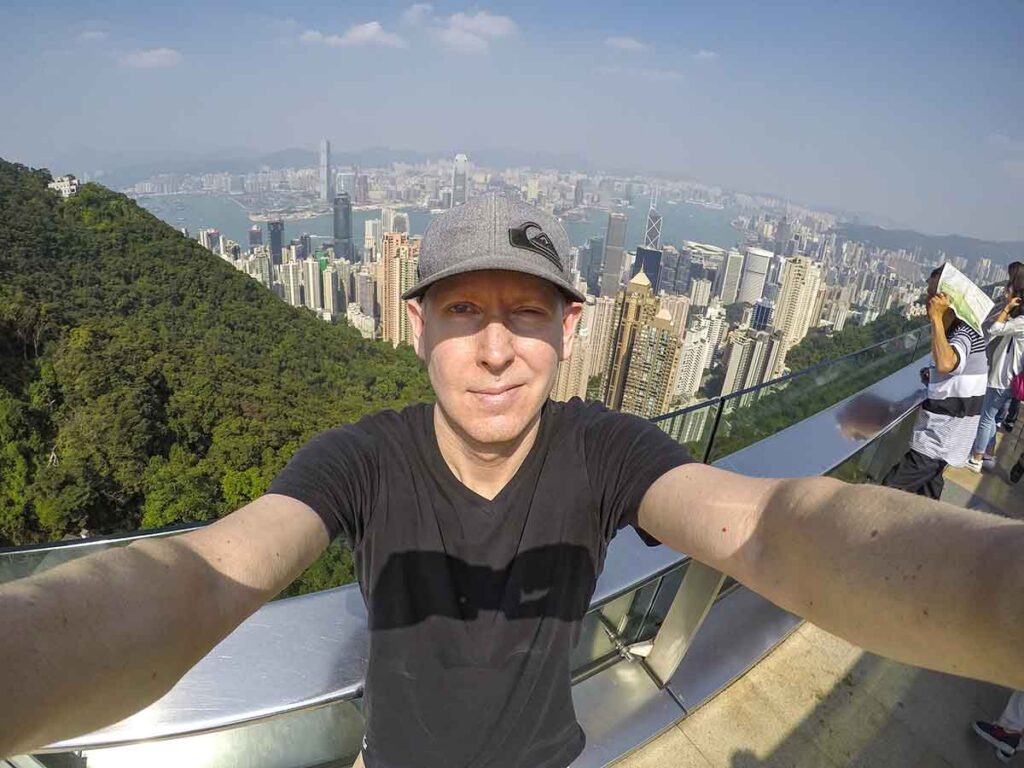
[612,425,1023,768]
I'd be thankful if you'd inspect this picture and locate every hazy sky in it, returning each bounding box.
[3,0,1023,240]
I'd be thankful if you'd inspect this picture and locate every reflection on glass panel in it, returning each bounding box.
[652,400,720,462]
[827,408,920,485]
[33,698,366,768]
[0,526,198,586]
[637,562,687,640]
[570,576,672,682]
[708,328,927,463]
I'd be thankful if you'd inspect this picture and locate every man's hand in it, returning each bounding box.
[0,494,331,758]
[927,291,951,322]
[637,463,1024,691]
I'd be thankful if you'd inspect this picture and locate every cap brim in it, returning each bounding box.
[400,257,586,303]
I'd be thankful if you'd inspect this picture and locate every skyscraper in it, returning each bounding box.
[319,139,332,203]
[304,258,323,311]
[573,179,585,207]
[644,201,663,250]
[604,270,659,410]
[364,219,382,262]
[772,256,824,374]
[714,249,744,305]
[355,173,369,205]
[282,261,302,307]
[451,153,469,207]
[333,193,354,261]
[381,232,421,346]
[736,247,772,304]
[323,266,340,317]
[248,225,263,249]
[268,220,284,266]
[751,298,775,331]
[587,296,618,381]
[599,212,628,297]
[721,328,786,400]
[631,246,664,294]
[674,329,710,400]
[620,308,683,418]
[690,278,712,312]
[552,329,591,402]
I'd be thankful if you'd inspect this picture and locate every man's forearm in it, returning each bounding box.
[750,477,1024,689]
[0,535,264,758]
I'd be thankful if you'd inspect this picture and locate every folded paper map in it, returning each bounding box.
[938,263,993,334]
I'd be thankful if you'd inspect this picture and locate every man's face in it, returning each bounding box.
[407,269,583,446]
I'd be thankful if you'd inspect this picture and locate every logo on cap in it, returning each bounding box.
[508,221,563,271]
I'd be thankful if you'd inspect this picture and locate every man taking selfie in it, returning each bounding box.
[2,194,1022,767]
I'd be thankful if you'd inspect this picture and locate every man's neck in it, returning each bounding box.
[433,404,542,501]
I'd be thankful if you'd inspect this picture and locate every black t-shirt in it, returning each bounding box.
[267,396,694,768]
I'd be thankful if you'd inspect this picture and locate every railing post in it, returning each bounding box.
[643,559,727,687]
[701,399,726,464]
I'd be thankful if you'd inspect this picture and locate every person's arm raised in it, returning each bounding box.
[0,493,330,758]
[638,463,1024,690]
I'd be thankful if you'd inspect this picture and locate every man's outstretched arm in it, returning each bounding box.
[638,464,1024,690]
[0,493,330,759]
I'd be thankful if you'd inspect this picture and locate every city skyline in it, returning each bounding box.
[2,1,1022,241]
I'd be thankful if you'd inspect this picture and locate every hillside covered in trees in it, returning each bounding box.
[786,309,923,372]
[0,159,432,591]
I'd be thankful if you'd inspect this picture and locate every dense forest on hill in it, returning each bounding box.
[0,159,432,594]
[786,309,922,372]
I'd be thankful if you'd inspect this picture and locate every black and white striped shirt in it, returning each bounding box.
[910,319,987,466]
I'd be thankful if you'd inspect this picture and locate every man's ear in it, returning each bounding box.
[407,298,426,361]
[561,302,584,361]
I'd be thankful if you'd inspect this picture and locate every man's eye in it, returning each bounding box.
[448,303,474,314]
[516,307,546,316]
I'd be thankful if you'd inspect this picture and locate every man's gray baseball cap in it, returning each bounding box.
[400,193,587,303]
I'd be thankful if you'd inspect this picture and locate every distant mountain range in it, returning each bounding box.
[54,146,592,189]
[835,223,1024,266]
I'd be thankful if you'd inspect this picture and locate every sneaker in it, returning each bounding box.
[965,456,984,474]
[998,422,1012,433]
[973,721,1020,760]
[1011,461,1024,484]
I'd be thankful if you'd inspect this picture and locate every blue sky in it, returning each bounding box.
[2,0,1023,240]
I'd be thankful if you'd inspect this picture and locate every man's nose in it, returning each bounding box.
[477,320,515,373]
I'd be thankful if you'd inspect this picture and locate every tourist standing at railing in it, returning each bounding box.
[881,266,988,498]
[966,267,1024,473]
[2,198,1024,766]
[995,264,1023,433]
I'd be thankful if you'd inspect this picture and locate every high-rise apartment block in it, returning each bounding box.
[721,328,786,402]
[304,258,323,311]
[381,232,421,347]
[604,271,659,410]
[248,225,263,249]
[282,261,302,307]
[773,256,824,373]
[620,308,683,418]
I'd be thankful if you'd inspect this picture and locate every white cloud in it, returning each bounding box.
[340,21,407,48]
[597,65,684,82]
[300,22,406,49]
[436,10,517,53]
[402,3,435,25]
[604,36,647,51]
[692,49,719,61]
[448,10,517,37]
[78,29,108,42]
[119,48,181,69]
